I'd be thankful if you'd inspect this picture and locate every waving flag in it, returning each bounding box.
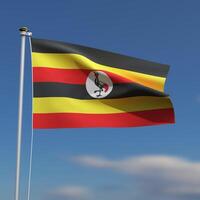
[31,38,175,128]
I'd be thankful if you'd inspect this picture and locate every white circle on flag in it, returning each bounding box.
[86,71,113,98]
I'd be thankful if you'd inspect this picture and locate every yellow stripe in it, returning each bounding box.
[32,53,166,92]
[33,96,173,114]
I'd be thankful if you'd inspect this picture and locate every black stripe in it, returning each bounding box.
[34,82,167,99]
[31,38,169,77]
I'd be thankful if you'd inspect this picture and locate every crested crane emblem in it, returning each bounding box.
[86,71,113,98]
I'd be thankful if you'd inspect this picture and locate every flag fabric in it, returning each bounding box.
[31,38,175,129]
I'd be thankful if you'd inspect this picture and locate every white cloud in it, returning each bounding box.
[72,155,200,197]
[51,185,91,199]
[72,155,112,168]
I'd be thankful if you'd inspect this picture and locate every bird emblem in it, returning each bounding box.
[93,72,109,97]
[85,71,113,98]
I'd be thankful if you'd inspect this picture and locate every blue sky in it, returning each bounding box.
[1,0,200,200]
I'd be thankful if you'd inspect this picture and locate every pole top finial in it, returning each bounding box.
[19,27,32,37]
[19,27,29,32]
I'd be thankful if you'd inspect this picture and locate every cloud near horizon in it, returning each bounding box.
[49,185,91,200]
[72,155,200,199]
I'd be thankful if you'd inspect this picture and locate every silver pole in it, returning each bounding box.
[27,35,33,200]
[15,27,29,200]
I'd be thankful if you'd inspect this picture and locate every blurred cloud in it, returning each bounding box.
[49,185,91,200]
[72,155,200,199]
[197,95,200,103]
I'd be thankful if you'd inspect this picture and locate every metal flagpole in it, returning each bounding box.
[27,34,33,200]
[15,27,31,200]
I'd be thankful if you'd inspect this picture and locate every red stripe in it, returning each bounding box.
[33,108,175,129]
[33,67,136,84]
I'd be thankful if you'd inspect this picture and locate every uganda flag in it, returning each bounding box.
[31,38,175,129]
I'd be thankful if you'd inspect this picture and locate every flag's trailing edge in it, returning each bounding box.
[31,38,175,129]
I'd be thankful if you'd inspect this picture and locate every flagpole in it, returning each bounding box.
[15,27,31,200]
[27,34,33,200]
